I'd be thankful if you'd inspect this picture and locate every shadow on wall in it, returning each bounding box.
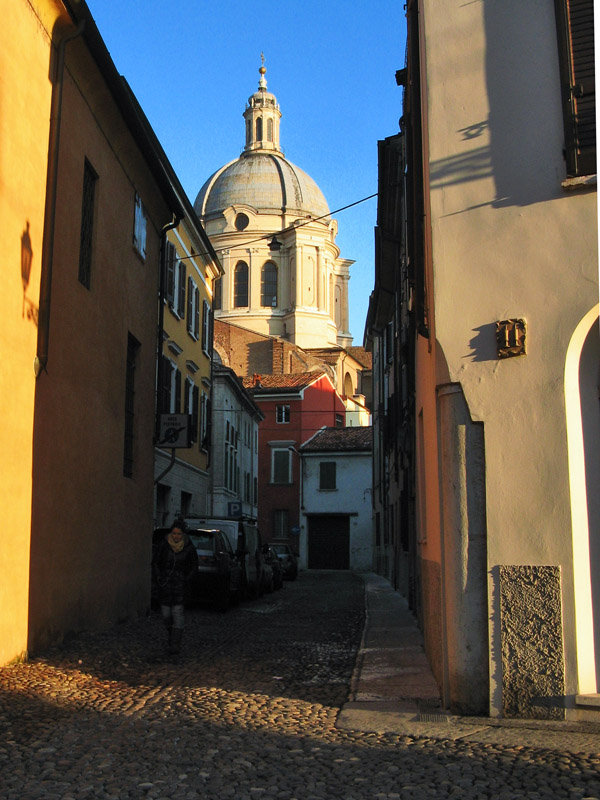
[430,2,568,211]
[21,220,39,325]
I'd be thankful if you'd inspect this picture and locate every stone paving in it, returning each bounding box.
[1,572,600,799]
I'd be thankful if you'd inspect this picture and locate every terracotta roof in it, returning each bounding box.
[347,346,373,369]
[242,371,326,393]
[300,426,373,452]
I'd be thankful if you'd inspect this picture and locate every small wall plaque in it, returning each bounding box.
[496,318,526,358]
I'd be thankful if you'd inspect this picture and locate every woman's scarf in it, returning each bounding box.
[167,532,186,554]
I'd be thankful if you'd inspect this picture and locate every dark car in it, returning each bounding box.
[271,542,298,580]
[262,544,284,590]
[187,528,243,610]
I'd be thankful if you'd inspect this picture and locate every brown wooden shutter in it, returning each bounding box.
[555,0,596,176]
[165,242,176,307]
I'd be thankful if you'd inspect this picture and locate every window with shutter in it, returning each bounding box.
[320,461,337,491]
[272,448,292,484]
[78,159,97,289]
[554,0,596,176]
[177,261,186,318]
[187,277,194,335]
[165,242,176,307]
[192,384,199,444]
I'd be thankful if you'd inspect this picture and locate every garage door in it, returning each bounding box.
[308,515,350,570]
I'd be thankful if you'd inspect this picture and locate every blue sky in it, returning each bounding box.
[85,1,406,342]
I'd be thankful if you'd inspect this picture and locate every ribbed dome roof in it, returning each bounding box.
[194,152,330,219]
[194,62,330,222]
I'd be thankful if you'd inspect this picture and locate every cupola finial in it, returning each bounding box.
[258,52,267,90]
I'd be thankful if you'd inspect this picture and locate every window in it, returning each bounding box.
[165,242,186,318]
[123,333,140,477]
[213,276,222,310]
[133,193,147,259]
[235,213,249,231]
[554,0,596,176]
[160,358,181,415]
[225,421,238,490]
[261,262,278,307]
[320,461,337,491]
[335,414,344,428]
[187,278,200,340]
[78,159,97,288]
[267,118,273,142]
[273,509,289,539]
[201,300,211,354]
[199,392,209,451]
[256,117,263,141]
[184,379,199,443]
[276,404,290,424]
[234,261,248,307]
[272,448,292,484]
[253,476,258,505]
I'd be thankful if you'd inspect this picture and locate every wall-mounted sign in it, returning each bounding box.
[158,414,192,448]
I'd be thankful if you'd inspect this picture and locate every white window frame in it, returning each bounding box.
[187,277,200,340]
[271,446,292,484]
[276,404,290,424]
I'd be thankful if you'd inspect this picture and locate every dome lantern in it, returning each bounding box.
[243,55,282,154]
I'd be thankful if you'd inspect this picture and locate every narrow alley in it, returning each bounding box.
[1,572,600,800]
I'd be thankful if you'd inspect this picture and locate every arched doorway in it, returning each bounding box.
[565,306,600,693]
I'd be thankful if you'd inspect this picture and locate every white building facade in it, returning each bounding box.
[209,363,263,520]
[299,427,373,572]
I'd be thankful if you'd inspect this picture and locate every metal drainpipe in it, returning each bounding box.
[154,214,181,486]
[35,20,86,378]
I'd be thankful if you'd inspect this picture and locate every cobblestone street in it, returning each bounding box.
[1,572,600,800]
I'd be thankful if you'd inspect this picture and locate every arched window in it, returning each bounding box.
[261,262,278,307]
[246,119,251,146]
[234,261,248,308]
[213,276,222,310]
[256,117,263,141]
[267,118,273,142]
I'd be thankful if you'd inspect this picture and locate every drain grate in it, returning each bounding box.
[418,712,452,723]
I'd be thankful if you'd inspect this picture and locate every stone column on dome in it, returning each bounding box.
[295,244,303,307]
[316,246,323,309]
[247,249,256,310]
[342,275,350,333]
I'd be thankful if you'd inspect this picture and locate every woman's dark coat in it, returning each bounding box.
[152,534,198,605]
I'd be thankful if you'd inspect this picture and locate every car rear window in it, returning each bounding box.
[189,533,215,550]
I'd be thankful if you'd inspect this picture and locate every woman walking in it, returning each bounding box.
[152,519,198,654]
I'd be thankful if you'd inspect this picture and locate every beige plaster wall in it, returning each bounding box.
[420,0,598,714]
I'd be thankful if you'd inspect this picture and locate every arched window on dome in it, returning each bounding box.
[261,262,278,307]
[256,117,263,141]
[245,119,251,146]
[267,118,273,142]
[234,261,248,308]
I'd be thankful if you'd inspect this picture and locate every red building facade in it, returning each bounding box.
[243,372,345,546]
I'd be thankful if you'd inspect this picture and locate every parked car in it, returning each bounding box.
[186,528,243,610]
[185,517,265,600]
[262,544,284,590]
[271,542,298,580]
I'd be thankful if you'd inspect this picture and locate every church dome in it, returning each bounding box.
[194,153,330,219]
[194,60,330,221]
